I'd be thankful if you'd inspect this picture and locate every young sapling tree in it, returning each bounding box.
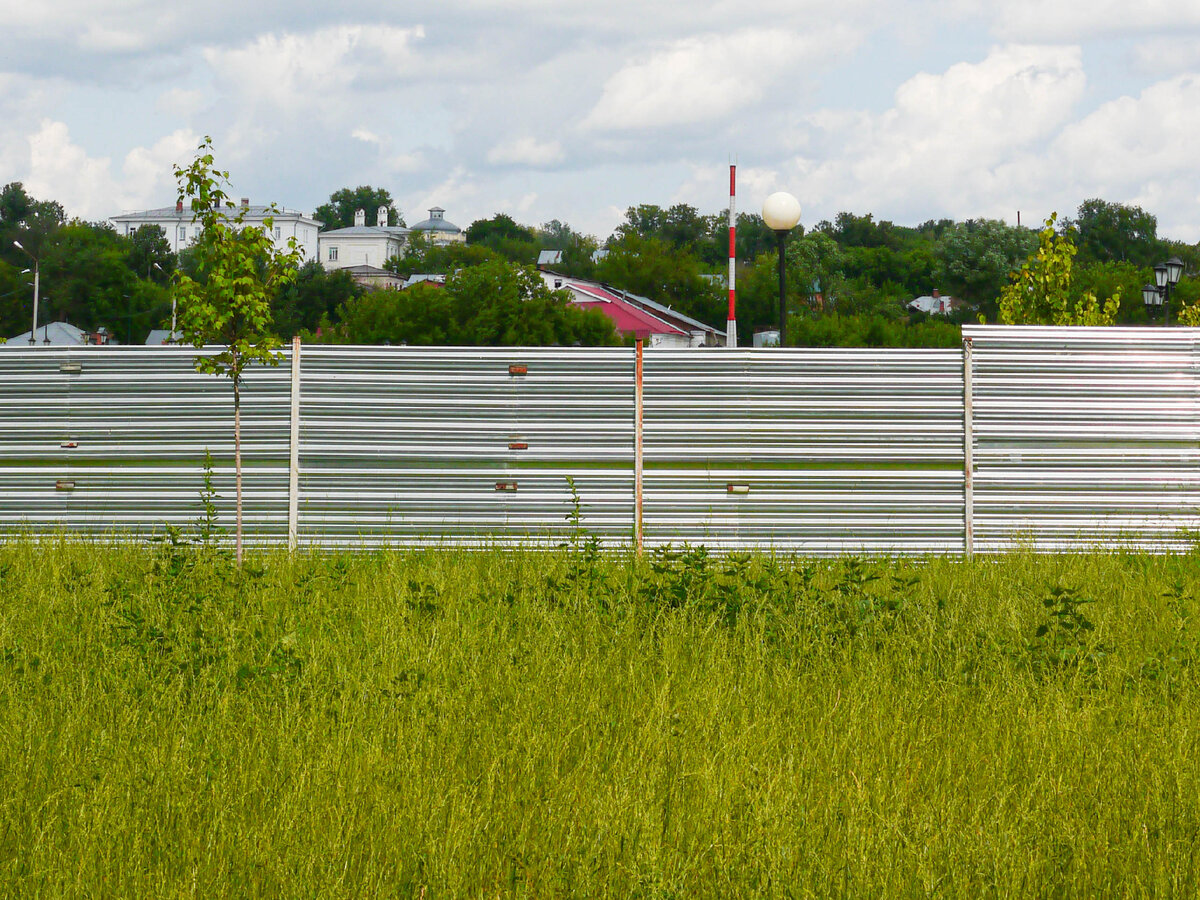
[172,137,301,566]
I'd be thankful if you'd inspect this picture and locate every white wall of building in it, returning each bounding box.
[319,233,407,270]
[109,205,320,261]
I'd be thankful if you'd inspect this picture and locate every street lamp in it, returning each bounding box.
[761,191,802,346]
[12,240,39,345]
[1142,256,1185,324]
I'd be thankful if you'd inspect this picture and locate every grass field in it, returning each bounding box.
[2,537,1199,897]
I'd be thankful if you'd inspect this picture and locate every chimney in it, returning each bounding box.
[377,207,388,227]
[354,208,366,227]
[176,200,183,214]
[241,197,250,207]
[932,289,940,298]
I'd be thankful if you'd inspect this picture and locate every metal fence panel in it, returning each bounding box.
[641,349,965,553]
[5,331,1200,554]
[0,349,70,531]
[0,346,291,543]
[297,347,636,547]
[965,326,1200,551]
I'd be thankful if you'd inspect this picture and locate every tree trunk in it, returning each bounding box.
[234,377,243,568]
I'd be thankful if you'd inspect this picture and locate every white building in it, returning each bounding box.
[109,199,320,261]
[318,207,410,271]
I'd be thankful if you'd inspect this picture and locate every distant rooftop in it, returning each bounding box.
[411,207,462,234]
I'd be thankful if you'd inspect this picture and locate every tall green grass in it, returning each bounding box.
[1,539,1198,897]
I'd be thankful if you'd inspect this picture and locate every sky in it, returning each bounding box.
[3,0,1200,242]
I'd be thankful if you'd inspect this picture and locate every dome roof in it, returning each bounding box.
[410,206,461,234]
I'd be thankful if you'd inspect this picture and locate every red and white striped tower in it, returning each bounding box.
[726,162,737,348]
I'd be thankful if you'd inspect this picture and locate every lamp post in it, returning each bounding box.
[1142,256,1185,325]
[761,192,802,346]
[12,240,39,345]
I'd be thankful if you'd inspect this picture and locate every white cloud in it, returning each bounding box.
[155,88,207,119]
[25,121,119,219]
[121,129,202,205]
[1131,37,1200,77]
[1050,75,1200,213]
[486,137,565,167]
[582,27,854,132]
[204,25,426,115]
[22,120,200,220]
[790,44,1086,219]
[987,0,1200,40]
[77,22,149,53]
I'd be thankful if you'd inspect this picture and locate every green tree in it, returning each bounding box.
[786,232,844,311]
[0,260,33,339]
[465,213,539,263]
[271,260,362,337]
[998,215,1120,326]
[386,231,501,277]
[173,137,302,565]
[935,218,1036,313]
[449,261,617,345]
[39,222,156,340]
[314,186,402,231]
[127,224,175,284]
[595,233,724,328]
[732,212,777,263]
[537,220,598,278]
[1065,199,1160,267]
[324,260,618,346]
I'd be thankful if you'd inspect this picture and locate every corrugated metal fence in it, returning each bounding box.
[1,326,1197,553]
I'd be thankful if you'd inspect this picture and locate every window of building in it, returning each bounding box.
[178,226,186,241]
[328,246,338,261]
[275,226,281,239]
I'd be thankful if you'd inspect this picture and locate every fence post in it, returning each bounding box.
[635,339,644,554]
[963,336,974,558]
[287,335,301,552]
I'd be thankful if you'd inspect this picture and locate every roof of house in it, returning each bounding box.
[403,274,447,288]
[560,282,689,338]
[343,264,401,276]
[537,250,564,266]
[2,321,90,346]
[605,285,725,337]
[908,294,958,315]
[410,207,462,234]
[111,204,314,222]
[319,225,410,238]
[144,329,181,345]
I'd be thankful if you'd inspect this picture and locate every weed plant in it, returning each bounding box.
[1,539,1199,897]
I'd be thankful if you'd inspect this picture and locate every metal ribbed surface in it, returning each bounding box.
[642,350,965,553]
[297,347,635,547]
[965,326,1200,551]
[0,346,290,543]
[5,332,1200,554]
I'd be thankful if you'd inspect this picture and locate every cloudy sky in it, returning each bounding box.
[3,0,1200,241]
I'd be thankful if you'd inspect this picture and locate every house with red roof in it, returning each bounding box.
[540,274,724,348]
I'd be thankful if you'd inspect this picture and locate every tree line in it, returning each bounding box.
[3,175,1198,348]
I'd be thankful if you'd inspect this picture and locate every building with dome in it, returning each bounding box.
[409,207,465,245]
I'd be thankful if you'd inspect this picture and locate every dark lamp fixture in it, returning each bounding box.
[1166,256,1185,286]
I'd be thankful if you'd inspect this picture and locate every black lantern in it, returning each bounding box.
[1144,257,1187,324]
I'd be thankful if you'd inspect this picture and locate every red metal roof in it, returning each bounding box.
[561,281,687,339]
